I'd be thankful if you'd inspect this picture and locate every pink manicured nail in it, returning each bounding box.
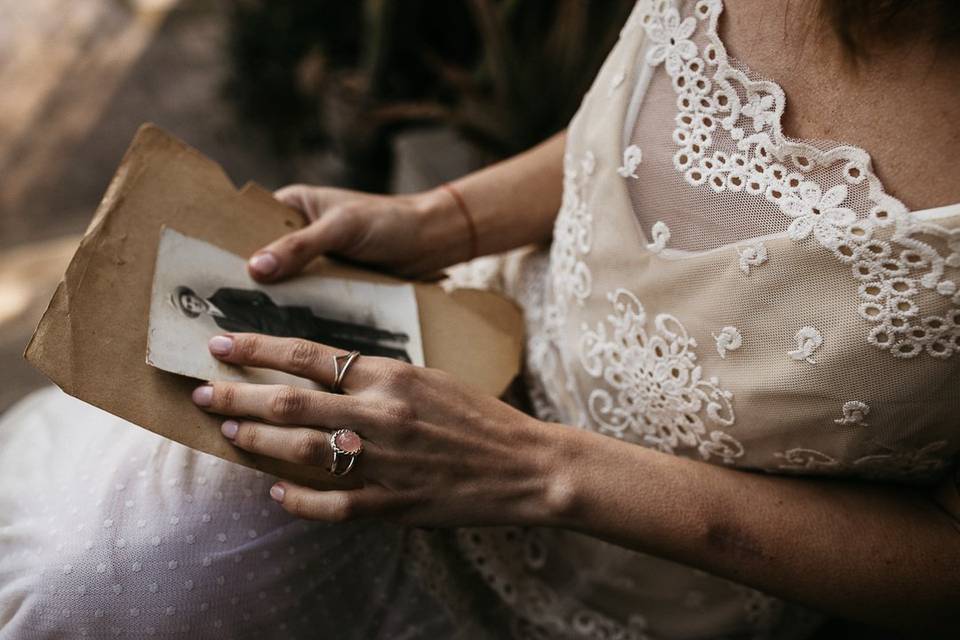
[221,420,239,440]
[249,252,278,276]
[269,485,285,502]
[192,385,213,407]
[208,335,233,356]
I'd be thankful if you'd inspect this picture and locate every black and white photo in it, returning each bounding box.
[147,228,424,387]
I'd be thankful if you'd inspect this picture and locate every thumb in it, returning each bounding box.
[248,211,357,282]
[273,184,327,222]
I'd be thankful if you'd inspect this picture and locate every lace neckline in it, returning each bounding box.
[615,0,960,360]
[694,0,901,211]
[705,0,960,215]
[628,0,960,216]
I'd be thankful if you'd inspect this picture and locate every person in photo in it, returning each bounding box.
[171,285,412,362]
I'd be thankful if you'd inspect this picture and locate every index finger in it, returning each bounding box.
[208,333,380,393]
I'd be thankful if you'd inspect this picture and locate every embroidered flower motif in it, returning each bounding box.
[617,145,643,179]
[571,609,651,640]
[550,153,596,308]
[774,448,839,472]
[788,326,823,364]
[776,441,949,480]
[736,241,768,275]
[646,221,671,253]
[853,441,949,479]
[834,401,870,426]
[579,289,743,463]
[740,92,776,132]
[636,0,670,33]
[779,183,856,249]
[694,0,721,20]
[712,326,742,359]
[645,8,697,76]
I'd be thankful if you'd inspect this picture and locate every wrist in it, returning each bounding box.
[411,186,474,266]
[526,419,587,529]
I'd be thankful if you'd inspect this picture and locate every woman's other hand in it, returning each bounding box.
[248,132,567,282]
[248,186,466,281]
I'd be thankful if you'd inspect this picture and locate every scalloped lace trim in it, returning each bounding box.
[638,0,960,360]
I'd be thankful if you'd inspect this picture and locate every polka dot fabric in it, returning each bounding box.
[0,388,455,639]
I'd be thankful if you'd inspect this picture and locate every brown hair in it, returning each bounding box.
[822,0,960,58]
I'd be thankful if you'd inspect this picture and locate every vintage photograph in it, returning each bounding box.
[146,227,424,387]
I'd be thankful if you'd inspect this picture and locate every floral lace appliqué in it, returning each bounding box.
[834,400,869,426]
[579,288,743,463]
[736,241,768,275]
[787,326,822,364]
[646,220,671,253]
[775,441,948,481]
[550,152,596,308]
[712,326,742,359]
[641,0,960,360]
[617,144,643,179]
[645,7,696,75]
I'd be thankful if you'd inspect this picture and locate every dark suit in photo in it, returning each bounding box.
[207,288,412,362]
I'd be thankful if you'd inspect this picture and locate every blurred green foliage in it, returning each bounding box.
[225,0,633,189]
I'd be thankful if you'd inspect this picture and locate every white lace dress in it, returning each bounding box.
[428,0,960,637]
[3,1,959,639]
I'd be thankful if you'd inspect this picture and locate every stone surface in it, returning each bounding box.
[333,429,362,455]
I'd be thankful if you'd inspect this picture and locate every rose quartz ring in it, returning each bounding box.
[329,428,363,476]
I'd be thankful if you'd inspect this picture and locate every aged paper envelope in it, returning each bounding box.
[25,124,524,489]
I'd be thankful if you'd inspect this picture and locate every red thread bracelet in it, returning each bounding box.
[441,183,479,262]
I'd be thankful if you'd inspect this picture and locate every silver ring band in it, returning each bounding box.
[331,351,361,394]
[329,428,363,477]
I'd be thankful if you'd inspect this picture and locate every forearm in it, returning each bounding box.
[416,131,566,262]
[538,424,960,635]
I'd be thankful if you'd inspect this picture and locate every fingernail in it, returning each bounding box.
[192,385,213,407]
[269,484,285,502]
[249,252,278,276]
[208,335,233,356]
[221,420,239,440]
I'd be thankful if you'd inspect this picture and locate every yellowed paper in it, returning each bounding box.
[25,124,524,489]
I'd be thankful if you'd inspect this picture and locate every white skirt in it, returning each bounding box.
[0,388,456,639]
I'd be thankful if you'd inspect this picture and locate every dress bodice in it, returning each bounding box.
[531,0,960,483]
[428,1,960,637]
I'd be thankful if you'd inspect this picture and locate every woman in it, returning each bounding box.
[2,0,959,637]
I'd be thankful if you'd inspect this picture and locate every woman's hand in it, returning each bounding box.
[249,185,467,282]
[191,333,563,526]
[250,132,567,283]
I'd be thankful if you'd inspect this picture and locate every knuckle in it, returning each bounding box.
[382,399,417,425]
[270,386,306,420]
[237,423,260,451]
[292,431,327,465]
[327,494,355,523]
[325,203,349,218]
[284,492,309,519]
[234,334,260,360]
[378,361,416,390]
[288,340,320,370]
[215,384,236,411]
[283,233,310,259]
